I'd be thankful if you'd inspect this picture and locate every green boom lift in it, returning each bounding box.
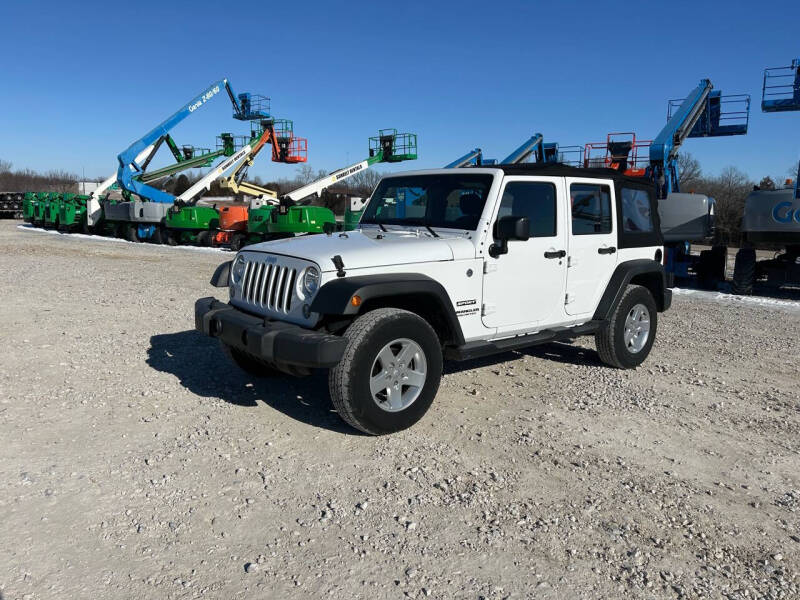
[244,129,417,245]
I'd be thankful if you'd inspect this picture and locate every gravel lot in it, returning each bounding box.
[2,221,799,599]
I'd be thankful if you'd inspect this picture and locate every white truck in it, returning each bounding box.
[195,164,671,434]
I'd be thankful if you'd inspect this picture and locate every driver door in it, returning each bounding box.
[481,176,568,334]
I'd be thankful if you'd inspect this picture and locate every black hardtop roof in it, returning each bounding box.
[477,162,656,189]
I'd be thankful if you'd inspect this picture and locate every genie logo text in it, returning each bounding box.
[772,201,800,224]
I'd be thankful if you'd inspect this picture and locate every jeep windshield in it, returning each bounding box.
[360,173,493,231]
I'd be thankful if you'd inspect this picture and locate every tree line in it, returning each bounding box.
[0,160,84,193]
[677,153,796,246]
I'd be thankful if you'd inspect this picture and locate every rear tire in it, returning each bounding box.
[595,284,658,369]
[329,308,443,435]
[732,248,756,295]
[220,342,280,377]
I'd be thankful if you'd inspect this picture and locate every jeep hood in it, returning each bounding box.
[246,229,476,271]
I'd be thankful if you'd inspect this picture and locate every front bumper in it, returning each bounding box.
[195,297,347,368]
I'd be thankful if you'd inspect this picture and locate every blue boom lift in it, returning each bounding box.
[647,79,751,285]
[447,135,582,168]
[112,80,284,242]
[731,58,800,294]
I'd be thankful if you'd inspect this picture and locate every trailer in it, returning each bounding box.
[0,192,23,219]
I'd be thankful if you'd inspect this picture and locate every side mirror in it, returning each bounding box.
[489,216,530,258]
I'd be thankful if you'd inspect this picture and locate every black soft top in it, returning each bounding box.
[482,162,656,190]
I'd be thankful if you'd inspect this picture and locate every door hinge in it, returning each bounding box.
[482,303,496,316]
[483,262,497,274]
[567,255,575,267]
[564,293,572,305]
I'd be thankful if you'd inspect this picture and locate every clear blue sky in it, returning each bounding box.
[1,0,798,183]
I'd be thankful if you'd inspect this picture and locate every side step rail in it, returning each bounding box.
[445,321,603,361]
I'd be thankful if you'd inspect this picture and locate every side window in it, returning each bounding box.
[621,187,654,232]
[496,181,557,237]
[570,183,612,235]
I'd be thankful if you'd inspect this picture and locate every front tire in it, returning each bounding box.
[329,308,443,435]
[595,284,658,369]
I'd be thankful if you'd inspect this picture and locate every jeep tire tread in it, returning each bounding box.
[329,308,443,435]
[595,284,658,369]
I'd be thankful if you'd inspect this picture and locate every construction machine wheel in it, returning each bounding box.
[696,245,727,289]
[230,233,246,252]
[125,224,140,243]
[151,225,166,245]
[731,248,756,295]
[195,230,211,247]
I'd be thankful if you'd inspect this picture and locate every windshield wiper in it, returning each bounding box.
[424,224,439,238]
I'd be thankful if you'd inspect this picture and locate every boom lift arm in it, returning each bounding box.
[116,79,245,204]
[277,129,417,205]
[501,133,549,164]
[445,149,484,168]
[86,145,156,226]
[221,119,308,200]
[649,79,750,198]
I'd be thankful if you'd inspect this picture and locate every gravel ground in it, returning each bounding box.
[1,221,799,600]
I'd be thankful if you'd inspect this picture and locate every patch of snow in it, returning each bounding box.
[673,287,800,311]
[17,224,230,254]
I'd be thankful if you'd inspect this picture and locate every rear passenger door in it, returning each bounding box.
[565,178,618,316]
[482,176,567,333]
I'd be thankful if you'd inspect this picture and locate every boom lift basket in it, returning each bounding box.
[584,133,651,175]
[277,137,308,163]
[234,93,271,120]
[369,129,418,162]
[181,145,212,160]
[555,145,584,167]
[669,92,751,137]
[761,60,800,112]
[271,119,307,163]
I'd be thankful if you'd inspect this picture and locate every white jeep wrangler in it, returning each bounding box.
[196,164,671,434]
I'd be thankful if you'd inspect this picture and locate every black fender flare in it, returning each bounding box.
[309,273,465,345]
[210,260,232,287]
[593,259,671,320]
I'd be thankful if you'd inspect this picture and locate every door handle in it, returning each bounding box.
[597,246,617,255]
[544,249,566,259]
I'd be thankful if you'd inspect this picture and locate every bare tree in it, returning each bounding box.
[0,159,12,173]
[677,153,702,190]
[296,164,316,184]
[701,166,752,245]
[346,169,383,198]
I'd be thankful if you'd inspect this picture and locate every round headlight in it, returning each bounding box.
[302,266,320,296]
[231,255,246,284]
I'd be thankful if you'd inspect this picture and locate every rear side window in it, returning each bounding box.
[621,187,654,232]
[496,181,557,237]
[571,183,612,235]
